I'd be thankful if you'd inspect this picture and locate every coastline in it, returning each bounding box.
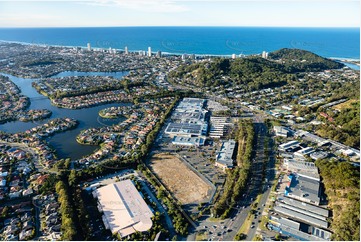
[2,39,359,61]
[329,57,360,66]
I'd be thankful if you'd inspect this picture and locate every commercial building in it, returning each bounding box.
[172,136,205,146]
[147,47,152,57]
[215,140,236,171]
[165,123,204,137]
[87,43,91,51]
[274,126,289,137]
[278,140,300,151]
[93,180,153,238]
[165,98,208,140]
[209,116,231,139]
[124,46,129,55]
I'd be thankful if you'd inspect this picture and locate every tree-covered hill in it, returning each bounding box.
[168,48,344,91]
[268,48,344,72]
[168,57,296,91]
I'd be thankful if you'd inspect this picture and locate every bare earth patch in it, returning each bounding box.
[150,153,212,205]
[333,99,358,111]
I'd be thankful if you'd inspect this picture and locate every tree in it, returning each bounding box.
[1,206,9,218]
[68,170,78,187]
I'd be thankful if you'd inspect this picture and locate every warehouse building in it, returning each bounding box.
[278,140,300,151]
[294,147,315,158]
[283,159,320,181]
[284,174,321,205]
[278,196,329,218]
[268,216,331,241]
[93,180,153,238]
[274,203,328,229]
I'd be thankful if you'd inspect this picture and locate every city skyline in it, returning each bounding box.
[0,0,359,28]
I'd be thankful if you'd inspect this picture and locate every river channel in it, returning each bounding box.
[0,71,130,160]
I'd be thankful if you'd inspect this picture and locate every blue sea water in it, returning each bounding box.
[0,27,359,59]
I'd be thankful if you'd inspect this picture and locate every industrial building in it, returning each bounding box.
[278,140,300,151]
[278,196,329,218]
[93,180,153,238]
[215,139,236,171]
[310,151,329,160]
[294,147,315,158]
[283,159,320,181]
[274,126,289,137]
[284,173,321,205]
[268,216,331,241]
[274,203,328,229]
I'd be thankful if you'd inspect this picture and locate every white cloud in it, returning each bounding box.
[84,0,189,13]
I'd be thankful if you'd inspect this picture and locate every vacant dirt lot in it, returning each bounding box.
[150,153,212,205]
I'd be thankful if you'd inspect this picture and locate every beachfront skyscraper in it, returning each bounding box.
[148,47,152,57]
[156,51,162,58]
[124,46,129,55]
[87,43,91,51]
[262,51,268,59]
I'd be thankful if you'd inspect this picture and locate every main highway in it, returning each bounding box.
[187,110,276,241]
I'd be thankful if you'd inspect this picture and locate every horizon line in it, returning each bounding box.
[0,25,359,29]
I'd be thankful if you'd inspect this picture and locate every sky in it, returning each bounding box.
[0,0,359,28]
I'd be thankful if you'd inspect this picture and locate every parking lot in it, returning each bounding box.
[155,134,227,188]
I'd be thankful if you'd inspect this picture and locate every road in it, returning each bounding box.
[246,114,276,241]
[138,177,176,237]
[186,111,276,241]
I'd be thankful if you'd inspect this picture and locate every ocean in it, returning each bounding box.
[0,27,359,59]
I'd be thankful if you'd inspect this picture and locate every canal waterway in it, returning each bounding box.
[0,71,129,160]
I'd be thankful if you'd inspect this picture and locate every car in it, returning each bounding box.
[251,225,255,229]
